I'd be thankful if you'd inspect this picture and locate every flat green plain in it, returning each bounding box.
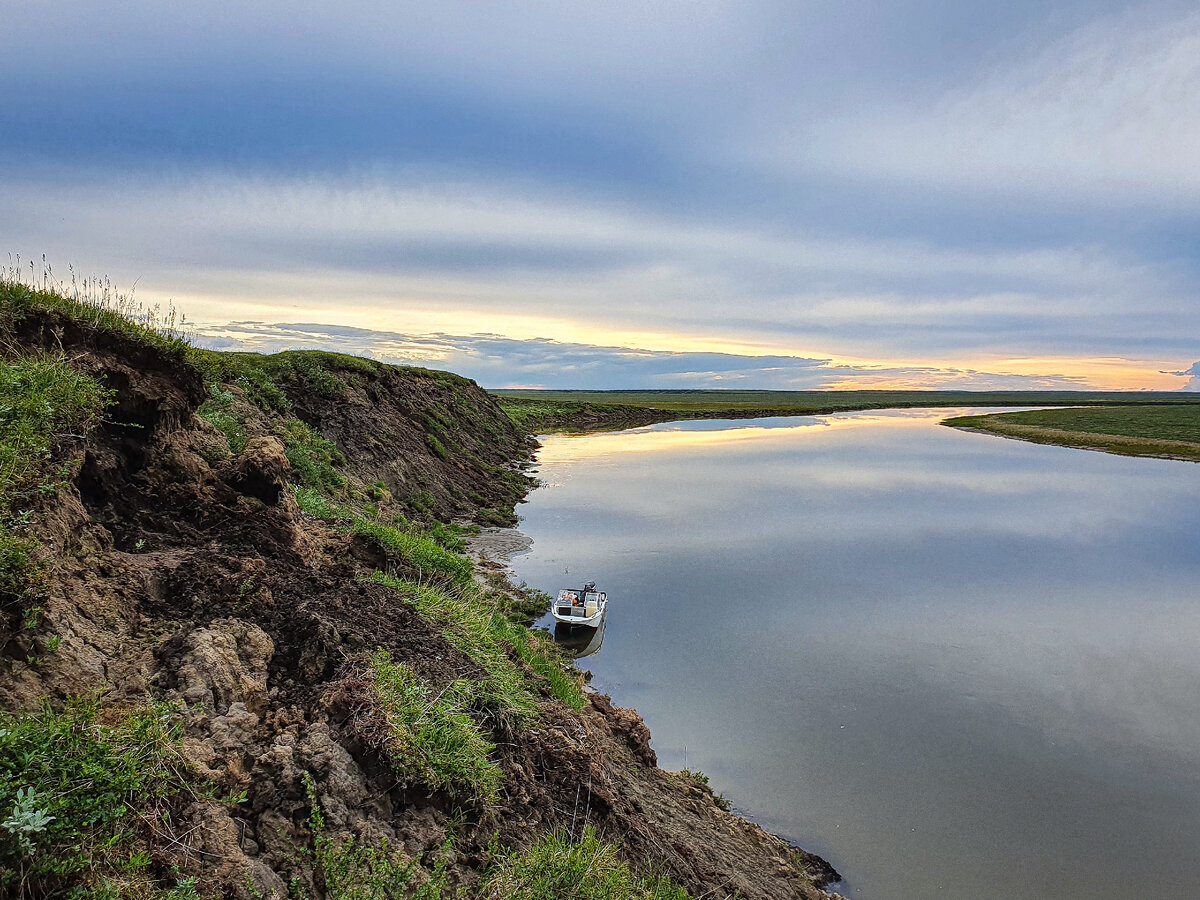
[493,389,1200,460]
[943,404,1200,460]
[492,388,1200,414]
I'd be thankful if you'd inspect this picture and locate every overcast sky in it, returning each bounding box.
[3,1,1198,389]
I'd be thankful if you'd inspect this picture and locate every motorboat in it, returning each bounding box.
[552,581,607,628]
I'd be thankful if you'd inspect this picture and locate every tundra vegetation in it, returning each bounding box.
[943,405,1200,461]
[0,271,678,899]
[494,388,1200,434]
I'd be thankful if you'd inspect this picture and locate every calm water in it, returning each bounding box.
[507,409,1200,900]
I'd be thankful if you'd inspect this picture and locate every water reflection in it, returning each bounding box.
[553,616,607,658]
[513,410,1200,900]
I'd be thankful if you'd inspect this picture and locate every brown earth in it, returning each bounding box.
[2,309,844,899]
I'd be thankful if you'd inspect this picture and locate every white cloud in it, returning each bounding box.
[1166,361,1200,390]
[191,321,1110,391]
[3,167,1187,359]
[804,8,1200,201]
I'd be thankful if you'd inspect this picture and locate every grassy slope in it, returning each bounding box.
[493,388,1200,432]
[943,405,1200,461]
[1,276,686,899]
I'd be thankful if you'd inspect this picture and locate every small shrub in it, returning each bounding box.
[476,508,515,528]
[0,700,200,897]
[426,520,469,553]
[675,769,730,811]
[358,650,502,801]
[407,489,436,517]
[299,775,446,900]
[275,419,346,494]
[367,481,392,503]
[195,383,249,454]
[482,826,689,900]
[0,531,42,611]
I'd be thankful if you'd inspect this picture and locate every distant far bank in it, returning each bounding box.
[491,388,1200,435]
[943,405,1200,462]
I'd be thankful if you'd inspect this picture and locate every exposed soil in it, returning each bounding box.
[2,310,844,899]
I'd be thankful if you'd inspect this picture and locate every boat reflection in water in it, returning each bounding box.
[552,616,606,659]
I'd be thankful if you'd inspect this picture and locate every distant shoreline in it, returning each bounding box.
[492,388,1200,435]
[943,409,1200,462]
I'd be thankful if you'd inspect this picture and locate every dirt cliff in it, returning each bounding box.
[0,287,842,899]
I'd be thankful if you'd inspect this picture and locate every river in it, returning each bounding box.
[505,408,1200,899]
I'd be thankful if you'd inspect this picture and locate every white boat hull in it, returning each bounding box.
[552,588,607,627]
[552,604,606,628]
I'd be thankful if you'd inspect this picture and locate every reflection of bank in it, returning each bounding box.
[553,616,606,659]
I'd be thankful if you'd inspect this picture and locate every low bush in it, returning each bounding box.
[351,650,502,802]
[0,355,109,612]
[0,700,200,898]
[482,826,689,900]
[298,775,447,900]
[674,769,730,811]
[275,419,346,494]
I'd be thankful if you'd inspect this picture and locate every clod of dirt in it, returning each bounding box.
[229,436,291,505]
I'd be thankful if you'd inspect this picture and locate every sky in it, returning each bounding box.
[3,0,1198,390]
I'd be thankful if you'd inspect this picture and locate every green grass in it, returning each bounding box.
[371,575,584,718]
[194,384,248,455]
[494,388,1200,413]
[186,348,381,413]
[198,386,348,491]
[943,405,1200,460]
[495,388,1200,433]
[291,489,474,585]
[495,399,598,432]
[299,775,447,900]
[0,355,109,611]
[352,521,474,585]
[366,649,502,801]
[0,700,201,899]
[275,418,346,494]
[1,274,191,361]
[0,357,109,509]
[482,826,689,900]
[370,576,538,724]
